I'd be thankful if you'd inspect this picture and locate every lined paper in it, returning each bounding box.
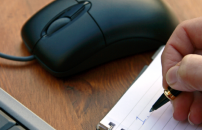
[100,47,202,130]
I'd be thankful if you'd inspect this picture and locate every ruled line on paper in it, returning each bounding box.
[115,76,162,130]
[150,104,173,130]
[132,92,200,130]
[125,79,163,130]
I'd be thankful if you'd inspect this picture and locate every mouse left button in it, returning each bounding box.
[47,18,71,35]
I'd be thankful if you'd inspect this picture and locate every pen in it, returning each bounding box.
[149,86,181,112]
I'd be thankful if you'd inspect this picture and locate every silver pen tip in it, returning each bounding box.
[149,108,154,112]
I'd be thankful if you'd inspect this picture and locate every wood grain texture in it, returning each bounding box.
[0,0,201,129]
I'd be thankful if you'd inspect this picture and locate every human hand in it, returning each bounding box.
[161,17,202,125]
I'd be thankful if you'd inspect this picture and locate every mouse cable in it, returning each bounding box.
[0,52,35,61]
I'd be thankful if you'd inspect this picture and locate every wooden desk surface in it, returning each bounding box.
[0,0,201,129]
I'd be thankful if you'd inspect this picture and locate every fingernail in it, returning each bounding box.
[166,66,179,86]
[188,113,194,125]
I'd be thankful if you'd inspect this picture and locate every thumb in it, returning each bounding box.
[166,54,202,91]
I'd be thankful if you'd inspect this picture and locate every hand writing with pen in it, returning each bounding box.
[162,17,202,125]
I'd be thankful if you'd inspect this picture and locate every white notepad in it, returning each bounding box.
[96,47,202,130]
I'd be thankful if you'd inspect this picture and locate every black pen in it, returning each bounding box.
[150,86,181,112]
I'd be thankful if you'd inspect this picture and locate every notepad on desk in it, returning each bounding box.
[96,46,202,130]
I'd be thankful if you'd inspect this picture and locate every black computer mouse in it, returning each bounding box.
[21,0,178,77]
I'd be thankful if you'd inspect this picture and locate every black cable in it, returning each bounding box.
[0,52,35,61]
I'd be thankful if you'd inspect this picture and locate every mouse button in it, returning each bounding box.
[21,0,77,51]
[47,17,71,35]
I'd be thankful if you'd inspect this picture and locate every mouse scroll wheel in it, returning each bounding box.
[47,17,70,35]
